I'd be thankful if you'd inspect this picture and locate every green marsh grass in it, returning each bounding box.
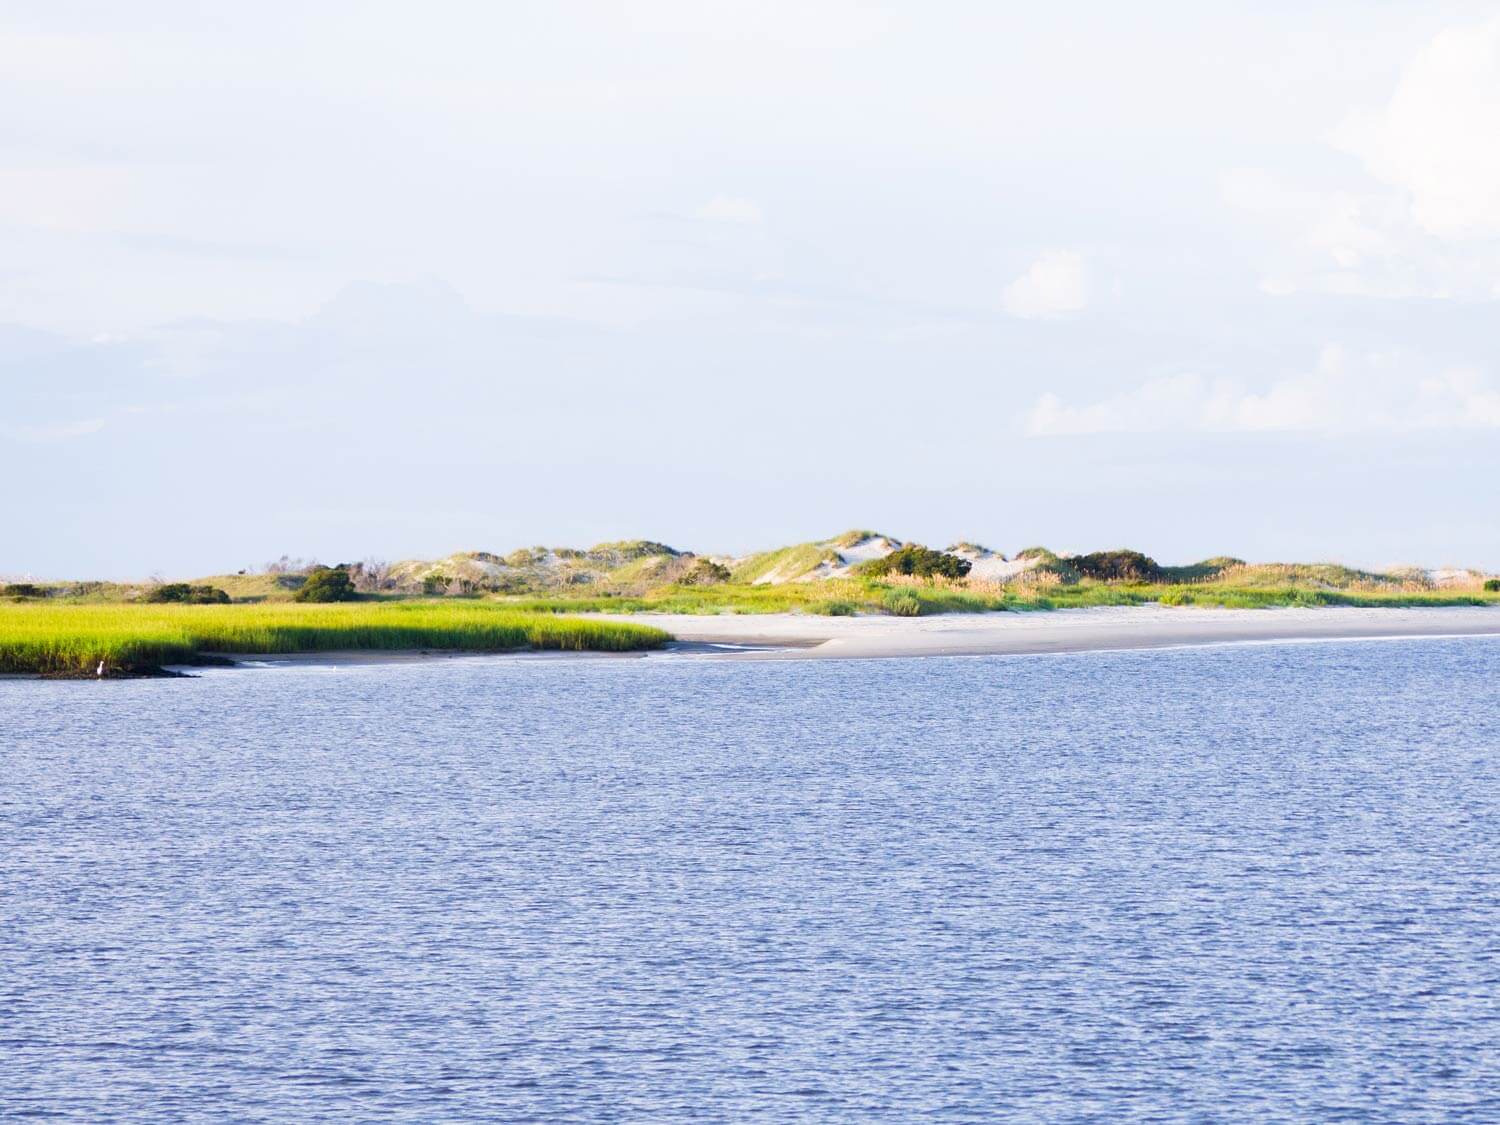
[0,601,669,676]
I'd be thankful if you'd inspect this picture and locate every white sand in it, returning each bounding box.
[963,555,1038,582]
[600,604,1500,660]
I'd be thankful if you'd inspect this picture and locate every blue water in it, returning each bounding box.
[3,638,1499,1121]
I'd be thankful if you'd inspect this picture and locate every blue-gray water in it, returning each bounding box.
[4,638,1499,1122]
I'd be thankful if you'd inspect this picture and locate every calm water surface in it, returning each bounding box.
[3,639,1499,1121]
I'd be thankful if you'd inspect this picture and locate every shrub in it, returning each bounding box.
[295,567,359,603]
[3,583,44,598]
[883,589,922,617]
[860,545,972,580]
[1064,549,1162,583]
[1486,579,1500,592]
[422,573,452,596]
[807,599,857,616]
[144,583,230,604]
[680,558,731,586]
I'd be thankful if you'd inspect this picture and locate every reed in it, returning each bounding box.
[0,602,669,675]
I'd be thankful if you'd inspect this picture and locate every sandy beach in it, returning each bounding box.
[600,605,1500,661]
[188,605,1500,673]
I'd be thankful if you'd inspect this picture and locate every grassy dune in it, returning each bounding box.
[729,543,839,584]
[0,602,669,676]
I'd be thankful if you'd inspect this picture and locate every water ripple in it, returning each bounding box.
[2,639,1498,1121]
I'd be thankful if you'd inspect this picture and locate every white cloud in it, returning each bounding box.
[1222,16,1500,300]
[3,418,106,442]
[1027,345,1500,435]
[696,195,763,224]
[1221,162,1500,301]
[1339,16,1500,239]
[1001,249,1087,319]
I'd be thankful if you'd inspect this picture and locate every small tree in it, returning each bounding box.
[681,558,731,585]
[1486,578,1500,592]
[295,567,358,602]
[859,545,972,580]
[1064,550,1162,583]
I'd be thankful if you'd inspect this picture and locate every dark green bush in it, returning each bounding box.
[144,583,231,604]
[1063,549,1162,583]
[3,583,44,598]
[681,558,731,586]
[859,545,971,580]
[295,567,359,602]
[1486,578,1500,592]
[807,599,857,616]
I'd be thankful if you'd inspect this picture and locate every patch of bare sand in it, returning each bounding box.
[600,604,1500,660]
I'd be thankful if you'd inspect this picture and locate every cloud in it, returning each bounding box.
[696,195,763,224]
[1221,162,1500,301]
[1000,249,1087,319]
[1027,345,1500,435]
[1338,16,1500,240]
[1222,17,1500,300]
[3,418,106,442]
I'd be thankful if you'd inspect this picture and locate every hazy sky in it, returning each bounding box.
[4,1,1500,577]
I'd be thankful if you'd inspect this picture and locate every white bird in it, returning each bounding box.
[96,660,105,678]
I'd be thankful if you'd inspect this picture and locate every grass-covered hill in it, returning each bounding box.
[12,533,1493,676]
[5,532,1497,613]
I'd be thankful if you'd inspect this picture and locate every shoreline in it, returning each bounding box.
[602,604,1500,661]
[12,605,1500,678]
[185,605,1500,668]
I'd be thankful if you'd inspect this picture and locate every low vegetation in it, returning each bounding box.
[0,603,669,676]
[586,540,680,564]
[144,583,231,605]
[858,545,972,580]
[681,558,732,585]
[1063,549,1161,583]
[806,599,858,616]
[7,534,1497,650]
[730,542,840,584]
[831,528,882,549]
[882,589,923,617]
[294,566,359,603]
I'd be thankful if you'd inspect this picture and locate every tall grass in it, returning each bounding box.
[497,580,870,615]
[0,602,669,675]
[1157,586,1494,609]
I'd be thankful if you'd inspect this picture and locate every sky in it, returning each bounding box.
[4,0,1500,577]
